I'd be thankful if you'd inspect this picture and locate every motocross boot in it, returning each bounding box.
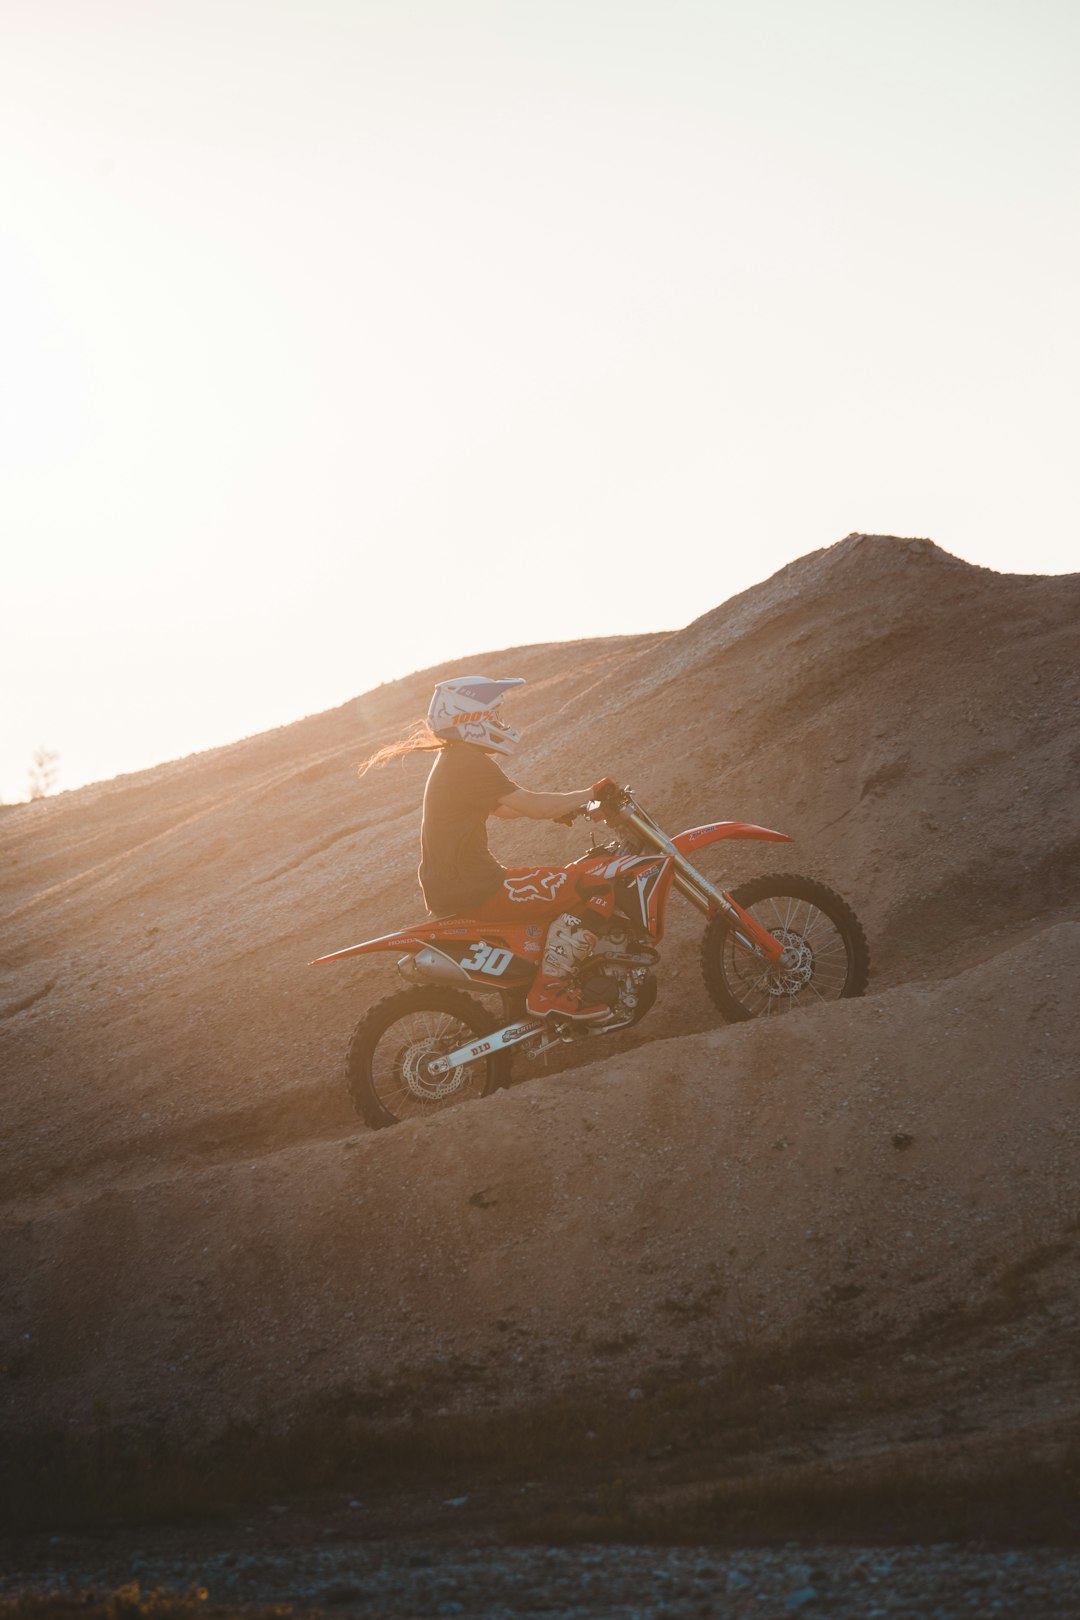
[526,913,609,1022]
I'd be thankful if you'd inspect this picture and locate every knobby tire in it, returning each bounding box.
[701,872,870,1023]
[346,986,510,1130]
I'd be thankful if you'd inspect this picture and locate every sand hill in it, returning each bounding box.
[2,534,1078,1468]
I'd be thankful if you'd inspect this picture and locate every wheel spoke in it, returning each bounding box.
[354,998,496,1126]
[715,883,859,1019]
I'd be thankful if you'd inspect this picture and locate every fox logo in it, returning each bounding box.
[504,869,568,904]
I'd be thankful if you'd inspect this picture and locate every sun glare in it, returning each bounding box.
[1,0,1077,801]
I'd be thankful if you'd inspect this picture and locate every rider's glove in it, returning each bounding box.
[587,777,621,822]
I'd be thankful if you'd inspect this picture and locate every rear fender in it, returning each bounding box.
[310,918,539,989]
[309,927,430,966]
[673,821,793,857]
[310,915,496,966]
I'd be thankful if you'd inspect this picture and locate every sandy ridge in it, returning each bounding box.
[2,534,1078,1452]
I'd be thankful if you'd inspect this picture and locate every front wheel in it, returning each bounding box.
[346,987,508,1129]
[701,873,870,1023]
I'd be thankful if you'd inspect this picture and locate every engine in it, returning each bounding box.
[580,922,660,1027]
[588,920,660,967]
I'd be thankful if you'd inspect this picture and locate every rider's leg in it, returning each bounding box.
[525,911,609,1021]
[471,869,615,1022]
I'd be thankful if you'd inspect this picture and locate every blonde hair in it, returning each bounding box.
[356,720,447,776]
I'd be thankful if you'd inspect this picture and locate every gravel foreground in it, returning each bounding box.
[7,1538,1080,1618]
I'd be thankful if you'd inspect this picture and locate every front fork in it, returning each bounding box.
[619,806,786,964]
[674,871,786,961]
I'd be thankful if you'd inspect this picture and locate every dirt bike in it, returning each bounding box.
[310,779,870,1129]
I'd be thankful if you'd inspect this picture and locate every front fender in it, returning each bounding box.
[672,821,793,857]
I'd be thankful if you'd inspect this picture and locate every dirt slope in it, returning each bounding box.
[1,534,1078,1442]
[5,921,1078,1440]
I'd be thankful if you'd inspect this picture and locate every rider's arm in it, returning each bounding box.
[496,787,590,821]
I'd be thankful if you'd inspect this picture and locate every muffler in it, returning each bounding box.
[397,948,473,987]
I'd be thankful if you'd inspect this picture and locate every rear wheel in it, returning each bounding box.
[346,988,507,1129]
[701,873,869,1023]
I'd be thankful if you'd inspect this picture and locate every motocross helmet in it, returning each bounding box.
[427,676,525,756]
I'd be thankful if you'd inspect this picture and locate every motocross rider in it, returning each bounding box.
[360,676,613,1021]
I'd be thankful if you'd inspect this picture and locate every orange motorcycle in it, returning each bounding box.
[312,780,869,1128]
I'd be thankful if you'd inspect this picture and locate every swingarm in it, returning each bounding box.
[425,1016,545,1076]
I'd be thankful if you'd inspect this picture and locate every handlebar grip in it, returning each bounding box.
[590,775,619,800]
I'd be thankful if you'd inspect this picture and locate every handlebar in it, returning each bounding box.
[553,780,630,827]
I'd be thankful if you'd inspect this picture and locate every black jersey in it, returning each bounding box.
[418,744,519,915]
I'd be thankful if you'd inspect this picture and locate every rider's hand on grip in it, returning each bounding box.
[588,777,621,820]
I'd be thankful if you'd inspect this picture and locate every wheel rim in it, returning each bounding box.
[722,894,851,1016]
[370,1008,490,1119]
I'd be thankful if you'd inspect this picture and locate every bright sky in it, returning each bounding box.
[2,0,1077,803]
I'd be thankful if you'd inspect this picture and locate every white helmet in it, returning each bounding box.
[427,675,525,755]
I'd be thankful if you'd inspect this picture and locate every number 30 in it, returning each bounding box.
[461,941,514,976]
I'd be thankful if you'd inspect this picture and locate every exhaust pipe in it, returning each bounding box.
[397,948,473,987]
